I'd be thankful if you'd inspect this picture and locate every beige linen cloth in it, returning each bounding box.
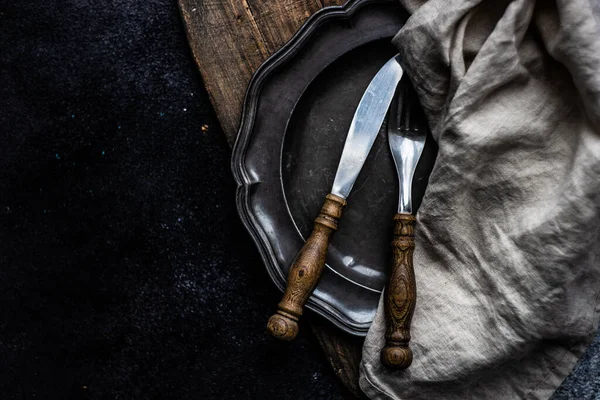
[360,0,600,399]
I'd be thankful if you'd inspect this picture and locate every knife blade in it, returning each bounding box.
[381,81,426,369]
[266,55,404,341]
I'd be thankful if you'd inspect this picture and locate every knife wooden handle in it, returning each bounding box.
[266,193,346,341]
[381,213,417,369]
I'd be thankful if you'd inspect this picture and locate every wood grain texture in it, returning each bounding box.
[381,213,416,369]
[179,0,346,145]
[177,0,364,397]
[267,194,346,341]
[309,315,364,398]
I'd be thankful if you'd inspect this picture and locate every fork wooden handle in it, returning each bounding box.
[266,193,346,341]
[381,213,416,369]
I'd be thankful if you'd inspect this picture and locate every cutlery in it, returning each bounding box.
[266,55,404,341]
[381,82,426,368]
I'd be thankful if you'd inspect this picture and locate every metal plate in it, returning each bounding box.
[232,0,437,335]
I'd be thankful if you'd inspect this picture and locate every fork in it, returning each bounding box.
[381,81,427,369]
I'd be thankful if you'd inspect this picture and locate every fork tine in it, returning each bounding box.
[388,82,402,133]
[403,83,427,134]
[400,83,411,131]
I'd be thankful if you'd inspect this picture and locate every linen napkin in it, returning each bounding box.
[360,0,600,398]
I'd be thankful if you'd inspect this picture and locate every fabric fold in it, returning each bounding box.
[360,0,600,398]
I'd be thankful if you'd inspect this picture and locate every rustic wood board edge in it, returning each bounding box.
[177,0,365,397]
[179,0,347,145]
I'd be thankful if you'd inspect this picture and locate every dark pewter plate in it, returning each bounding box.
[232,0,437,335]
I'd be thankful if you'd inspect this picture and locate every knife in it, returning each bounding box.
[381,82,426,368]
[266,55,404,341]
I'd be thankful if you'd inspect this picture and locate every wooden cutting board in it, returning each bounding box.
[177,0,364,397]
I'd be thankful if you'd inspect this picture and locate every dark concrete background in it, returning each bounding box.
[1,1,598,399]
[0,1,345,398]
